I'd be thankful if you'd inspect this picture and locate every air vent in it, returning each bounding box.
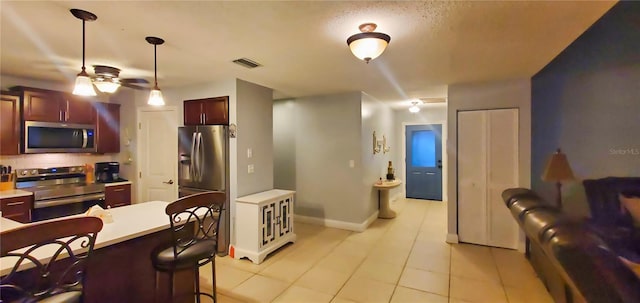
[232,58,261,69]
[419,97,447,103]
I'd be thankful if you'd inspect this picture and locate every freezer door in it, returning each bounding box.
[178,126,198,188]
[194,126,226,191]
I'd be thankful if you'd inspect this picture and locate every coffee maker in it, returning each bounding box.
[95,162,120,183]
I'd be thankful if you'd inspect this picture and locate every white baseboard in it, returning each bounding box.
[295,211,379,232]
[446,233,459,243]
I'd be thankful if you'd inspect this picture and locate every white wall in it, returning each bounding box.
[236,79,274,196]
[393,104,448,202]
[447,79,531,243]
[361,92,395,219]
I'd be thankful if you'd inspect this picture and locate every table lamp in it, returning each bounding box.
[542,148,575,208]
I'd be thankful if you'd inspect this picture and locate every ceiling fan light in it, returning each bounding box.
[93,78,120,93]
[148,88,165,106]
[409,105,420,113]
[73,72,97,96]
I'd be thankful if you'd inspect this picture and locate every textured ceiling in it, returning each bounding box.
[0,1,615,108]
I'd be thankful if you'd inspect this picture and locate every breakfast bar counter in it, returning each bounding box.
[0,201,196,303]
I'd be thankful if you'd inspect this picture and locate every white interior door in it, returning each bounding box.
[457,111,488,245]
[137,107,178,202]
[487,109,519,248]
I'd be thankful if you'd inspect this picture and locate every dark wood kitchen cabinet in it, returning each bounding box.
[95,102,121,153]
[184,96,229,125]
[0,91,21,155]
[16,87,95,124]
[105,184,131,208]
[0,195,33,223]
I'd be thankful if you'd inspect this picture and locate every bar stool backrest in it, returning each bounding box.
[0,216,103,302]
[166,191,225,259]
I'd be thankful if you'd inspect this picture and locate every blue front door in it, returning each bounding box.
[406,124,443,200]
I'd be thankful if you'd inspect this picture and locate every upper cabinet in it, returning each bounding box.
[17,87,95,124]
[95,102,121,153]
[184,96,229,125]
[0,91,21,155]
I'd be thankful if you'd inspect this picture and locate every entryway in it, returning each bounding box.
[405,124,444,201]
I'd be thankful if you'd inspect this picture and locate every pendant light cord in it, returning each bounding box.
[81,19,86,72]
[154,44,158,88]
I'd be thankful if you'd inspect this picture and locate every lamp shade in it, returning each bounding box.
[93,79,120,93]
[148,88,165,106]
[347,33,390,63]
[72,73,97,96]
[542,149,575,182]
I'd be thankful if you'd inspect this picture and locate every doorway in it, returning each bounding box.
[405,124,443,201]
[137,107,178,203]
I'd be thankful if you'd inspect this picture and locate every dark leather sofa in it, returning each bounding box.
[502,188,640,303]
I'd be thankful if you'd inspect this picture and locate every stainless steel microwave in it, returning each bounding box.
[24,121,97,153]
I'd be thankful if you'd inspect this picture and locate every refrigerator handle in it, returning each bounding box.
[195,132,203,181]
[190,132,197,180]
[198,132,205,182]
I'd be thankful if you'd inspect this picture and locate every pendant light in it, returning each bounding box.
[146,36,165,106]
[70,9,97,96]
[347,23,391,63]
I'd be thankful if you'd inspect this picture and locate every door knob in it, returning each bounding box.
[163,179,174,185]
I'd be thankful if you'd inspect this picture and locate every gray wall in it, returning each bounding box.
[393,104,448,201]
[532,2,640,218]
[273,99,296,190]
[447,79,532,239]
[236,79,274,196]
[361,92,396,219]
[273,92,365,224]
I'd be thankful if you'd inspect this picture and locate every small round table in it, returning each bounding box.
[373,179,402,219]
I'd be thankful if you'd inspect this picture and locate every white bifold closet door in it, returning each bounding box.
[458,108,519,249]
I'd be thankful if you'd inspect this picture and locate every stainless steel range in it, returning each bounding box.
[15,166,105,221]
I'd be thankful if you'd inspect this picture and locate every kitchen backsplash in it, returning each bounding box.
[0,154,115,170]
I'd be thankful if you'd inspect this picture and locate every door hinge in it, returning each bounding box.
[138,122,141,130]
[139,172,142,178]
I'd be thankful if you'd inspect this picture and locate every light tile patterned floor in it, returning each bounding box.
[199,198,553,303]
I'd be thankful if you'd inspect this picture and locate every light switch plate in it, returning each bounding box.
[349,160,355,168]
[247,148,253,158]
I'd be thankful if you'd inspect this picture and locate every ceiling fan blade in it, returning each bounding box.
[121,78,149,84]
[121,82,151,90]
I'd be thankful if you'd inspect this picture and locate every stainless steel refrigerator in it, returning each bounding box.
[178,125,229,254]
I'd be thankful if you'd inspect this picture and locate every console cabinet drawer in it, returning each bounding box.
[0,195,33,223]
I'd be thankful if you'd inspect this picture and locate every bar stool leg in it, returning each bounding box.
[212,259,217,303]
[195,265,201,303]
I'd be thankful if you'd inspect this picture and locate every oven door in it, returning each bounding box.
[32,193,105,222]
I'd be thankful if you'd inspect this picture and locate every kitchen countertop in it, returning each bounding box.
[0,200,172,275]
[103,180,132,187]
[0,189,33,199]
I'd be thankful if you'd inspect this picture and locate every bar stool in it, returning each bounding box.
[151,191,225,303]
[0,217,103,302]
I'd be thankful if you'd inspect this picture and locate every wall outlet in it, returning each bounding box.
[248,164,254,174]
[349,160,355,168]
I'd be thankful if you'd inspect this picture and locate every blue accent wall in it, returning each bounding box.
[532,2,640,216]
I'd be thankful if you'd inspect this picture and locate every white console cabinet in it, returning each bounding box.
[234,189,296,264]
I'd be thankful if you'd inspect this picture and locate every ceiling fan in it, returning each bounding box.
[91,65,150,93]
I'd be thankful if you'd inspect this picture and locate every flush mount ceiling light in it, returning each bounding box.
[71,9,97,96]
[346,23,391,63]
[146,36,165,106]
[409,101,421,113]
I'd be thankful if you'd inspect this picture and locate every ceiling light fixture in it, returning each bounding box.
[409,101,420,113]
[146,36,165,106]
[347,23,391,63]
[92,65,121,93]
[71,9,97,96]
